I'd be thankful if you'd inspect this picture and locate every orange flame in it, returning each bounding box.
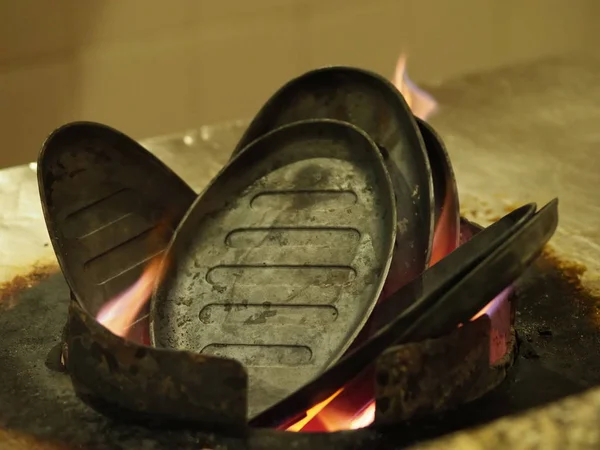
[430,188,460,266]
[393,54,438,120]
[96,255,166,337]
[285,389,344,432]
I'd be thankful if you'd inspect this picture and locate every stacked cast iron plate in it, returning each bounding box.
[38,122,195,317]
[37,66,558,430]
[151,119,398,416]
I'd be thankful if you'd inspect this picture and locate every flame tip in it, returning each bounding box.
[96,253,167,340]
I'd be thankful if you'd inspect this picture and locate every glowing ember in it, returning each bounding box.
[318,401,376,432]
[350,402,376,429]
[96,255,166,338]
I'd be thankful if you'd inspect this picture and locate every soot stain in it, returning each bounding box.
[244,309,277,325]
[515,247,600,386]
[0,264,59,312]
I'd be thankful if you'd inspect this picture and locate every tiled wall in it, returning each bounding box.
[1,0,598,167]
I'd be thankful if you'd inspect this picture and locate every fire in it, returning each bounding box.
[393,54,438,120]
[96,255,166,338]
[349,402,376,429]
[317,401,376,431]
[430,189,458,266]
[285,389,344,431]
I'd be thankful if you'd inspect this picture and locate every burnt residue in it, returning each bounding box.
[514,247,600,387]
[0,429,77,450]
[548,250,588,279]
[0,264,58,311]
[374,316,514,425]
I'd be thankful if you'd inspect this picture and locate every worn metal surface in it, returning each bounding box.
[38,122,196,317]
[375,316,516,425]
[0,56,599,449]
[65,299,248,432]
[152,119,397,417]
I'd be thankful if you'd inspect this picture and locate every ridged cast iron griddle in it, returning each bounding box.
[151,119,397,417]
[231,66,434,288]
[38,122,195,316]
